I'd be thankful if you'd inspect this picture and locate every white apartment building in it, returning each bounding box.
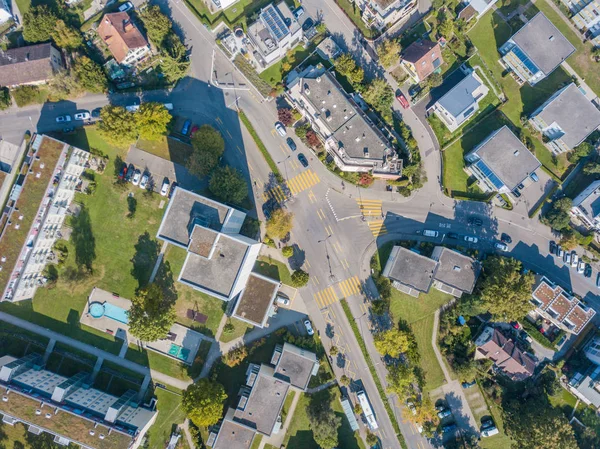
[567,0,600,46]
[571,180,600,231]
[354,0,417,31]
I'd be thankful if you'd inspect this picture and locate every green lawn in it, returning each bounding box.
[254,256,293,286]
[548,387,578,415]
[125,346,192,381]
[146,388,187,449]
[219,317,253,343]
[260,44,314,87]
[0,421,63,449]
[136,136,193,166]
[497,0,529,16]
[464,382,513,449]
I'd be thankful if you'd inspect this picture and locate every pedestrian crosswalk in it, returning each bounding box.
[314,286,337,308]
[263,185,288,202]
[367,220,388,237]
[287,169,320,196]
[356,199,383,217]
[314,276,363,308]
[337,276,362,298]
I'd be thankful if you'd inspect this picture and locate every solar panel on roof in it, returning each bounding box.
[261,6,289,41]
[510,45,539,75]
[475,160,504,189]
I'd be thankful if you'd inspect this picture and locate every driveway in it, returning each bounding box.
[509,169,556,218]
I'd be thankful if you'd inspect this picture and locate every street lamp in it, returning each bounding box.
[277,154,291,183]
[318,234,335,282]
[353,311,367,337]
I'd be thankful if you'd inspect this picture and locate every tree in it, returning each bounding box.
[139,5,172,46]
[362,78,394,116]
[277,108,294,126]
[387,364,418,398]
[160,53,190,83]
[187,125,225,178]
[329,345,339,356]
[182,379,227,428]
[569,141,593,163]
[305,130,321,148]
[128,283,176,341]
[366,432,378,447]
[502,396,578,449]
[209,165,248,205]
[136,102,172,140]
[281,245,294,257]
[72,57,108,93]
[51,20,83,50]
[22,5,58,43]
[48,70,84,101]
[377,38,401,68]
[334,53,364,85]
[454,359,478,382]
[559,230,579,250]
[291,269,309,288]
[480,256,535,321]
[0,87,11,110]
[98,105,138,146]
[266,208,293,239]
[308,407,341,449]
[428,72,443,88]
[339,374,350,387]
[583,161,600,176]
[11,85,42,107]
[374,328,411,358]
[544,197,572,231]
[438,17,455,39]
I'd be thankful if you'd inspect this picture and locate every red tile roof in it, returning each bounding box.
[97,12,148,64]
[401,40,443,81]
[476,328,535,381]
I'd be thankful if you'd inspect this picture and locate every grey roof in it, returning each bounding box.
[213,418,255,449]
[573,369,600,408]
[302,73,356,133]
[0,43,58,86]
[431,247,479,294]
[536,83,600,149]
[234,365,289,436]
[332,114,389,160]
[188,225,218,257]
[158,187,230,246]
[436,73,483,119]
[274,342,317,390]
[471,126,541,191]
[383,246,437,293]
[510,12,575,75]
[575,181,600,221]
[180,233,249,298]
[233,273,279,327]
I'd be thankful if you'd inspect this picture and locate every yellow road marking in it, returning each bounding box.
[271,129,276,136]
[236,145,243,155]
[308,190,317,203]
[305,259,311,269]
[326,225,334,235]
[337,276,361,298]
[226,130,233,139]
[367,220,387,236]
[342,258,349,270]
[317,209,325,220]
[279,145,287,155]
[286,170,319,196]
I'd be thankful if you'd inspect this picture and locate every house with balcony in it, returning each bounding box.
[570,0,600,46]
[530,276,596,335]
[400,39,443,84]
[499,12,575,85]
[247,2,303,70]
[354,0,417,31]
[570,180,600,231]
[464,126,541,195]
[287,65,401,178]
[98,12,150,67]
[0,43,64,88]
[427,71,489,132]
[529,83,600,154]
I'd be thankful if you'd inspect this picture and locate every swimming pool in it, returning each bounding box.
[88,301,129,324]
[168,344,191,361]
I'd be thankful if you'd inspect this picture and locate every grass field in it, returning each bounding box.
[136,136,193,166]
[219,317,253,343]
[254,256,293,285]
[260,44,314,87]
[146,388,187,449]
[464,382,513,449]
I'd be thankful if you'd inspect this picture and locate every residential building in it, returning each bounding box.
[530,276,596,335]
[211,0,239,10]
[208,344,317,448]
[570,0,600,47]
[3,136,89,302]
[458,0,499,21]
[316,37,342,62]
[247,2,303,69]
[97,12,150,67]
[529,83,600,154]
[570,180,600,231]
[584,334,600,365]
[232,273,280,328]
[353,0,417,31]
[287,65,401,177]
[0,43,63,87]
[382,245,479,297]
[427,71,489,132]
[400,40,443,83]
[568,365,600,409]
[499,12,575,85]
[0,0,12,24]
[0,140,20,174]
[464,126,541,194]
[475,326,536,381]
[0,353,157,449]
[157,187,260,302]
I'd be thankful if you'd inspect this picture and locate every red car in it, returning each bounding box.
[190,125,199,136]
[396,93,410,109]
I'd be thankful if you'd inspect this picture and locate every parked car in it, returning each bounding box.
[501,233,512,244]
[437,408,452,419]
[139,173,149,190]
[125,164,135,182]
[132,169,141,186]
[511,321,521,330]
[517,183,525,190]
[91,108,102,118]
[181,119,192,135]
[564,251,571,265]
[597,272,600,288]
[462,380,476,389]
[160,178,170,196]
[74,111,90,121]
[168,182,178,198]
[482,426,499,437]
[442,424,457,434]
[304,319,314,336]
[530,172,539,182]
[557,245,564,258]
[293,6,305,18]
[276,295,290,306]
[423,229,439,237]
[468,216,483,226]
[549,241,557,255]
[464,235,478,243]
[56,115,71,123]
[406,401,417,415]
[286,137,297,151]
[275,122,287,137]
[396,92,410,109]
[512,189,521,198]
[62,127,74,134]
[118,1,133,12]
[302,17,314,31]
[298,153,309,167]
[585,264,593,278]
[190,125,199,136]
[577,260,585,274]
[447,232,459,239]
[495,242,508,251]
[571,251,579,267]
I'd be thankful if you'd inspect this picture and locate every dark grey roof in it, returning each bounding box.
[471,126,541,191]
[431,247,479,294]
[436,73,483,119]
[233,273,279,327]
[536,83,600,149]
[213,418,255,449]
[302,73,356,133]
[274,342,317,390]
[383,246,437,293]
[511,12,575,75]
[0,43,58,86]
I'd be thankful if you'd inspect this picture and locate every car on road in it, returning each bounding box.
[298,153,309,167]
[56,115,71,123]
[564,251,571,265]
[549,241,557,255]
[423,229,439,237]
[304,319,314,336]
[275,122,287,137]
[118,1,133,12]
[585,264,593,278]
[557,245,564,258]
[140,173,149,190]
[74,111,90,121]
[501,233,512,244]
[160,178,170,196]
[577,260,585,274]
[468,216,483,226]
[169,182,178,198]
[437,408,452,419]
[462,380,476,389]
[495,242,508,251]
[286,137,297,151]
[406,401,417,415]
[571,251,578,267]
[132,169,141,186]
[442,424,457,434]
[181,119,192,136]
[91,108,102,118]
[276,295,290,306]
[464,235,478,243]
[396,92,410,109]
[447,232,459,239]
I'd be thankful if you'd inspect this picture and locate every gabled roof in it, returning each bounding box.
[402,40,443,80]
[0,43,59,86]
[476,327,536,381]
[97,12,148,64]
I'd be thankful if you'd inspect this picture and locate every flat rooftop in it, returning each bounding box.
[510,12,575,75]
[213,417,255,449]
[302,73,356,132]
[274,342,317,390]
[433,247,479,294]
[383,246,437,293]
[233,273,279,327]
[332,113,390,161]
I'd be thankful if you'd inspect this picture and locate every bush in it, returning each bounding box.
[281,245,294,257]
[222,344,248,367]
[277,108,294,126]
[291,269,309,287]
[12,85,44,107]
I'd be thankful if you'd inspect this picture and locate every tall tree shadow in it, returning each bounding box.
[70,205,96,273]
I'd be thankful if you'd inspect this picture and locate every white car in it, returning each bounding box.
[118,1,133,12]
[464,235,478,243]
[131,169,141,185]
[275,123,287,137]
[74,112,90,120]
[56,115,71,123]
[495,242,508,251]
[577,260,585,274]
[276,295,290,306]
[304,319,314,336]
[571,251,579,268]
[139,173,149,190]
[406,401,417,415]
[160,178,170,196]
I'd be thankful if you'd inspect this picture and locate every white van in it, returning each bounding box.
[482,426,499,437]
[423,230,439,237]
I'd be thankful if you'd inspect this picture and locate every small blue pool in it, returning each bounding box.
[88,301,129,324]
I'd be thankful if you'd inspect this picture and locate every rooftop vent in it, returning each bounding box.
[316,76,322,83]
[36,410,41,415]
[89,430,95,436]
[45,414,52,419]
[99,434,105,440]
[453,266,461,272]
[1,397,7,402]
